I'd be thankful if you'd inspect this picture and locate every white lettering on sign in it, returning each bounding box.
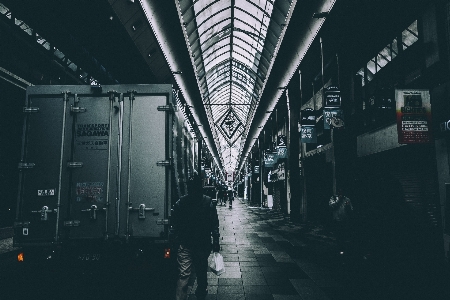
[37,189,55,196]
[440,120,450,132]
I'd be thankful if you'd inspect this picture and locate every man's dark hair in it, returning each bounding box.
[187,172,202,195]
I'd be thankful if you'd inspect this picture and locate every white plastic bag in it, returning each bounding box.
[209,252,225,276]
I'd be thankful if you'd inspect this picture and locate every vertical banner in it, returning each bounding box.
[396,89,432,143]
[276,135,287,158]
[300,108,317,143]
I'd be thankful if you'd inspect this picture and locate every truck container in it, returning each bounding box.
[13,84,197,270]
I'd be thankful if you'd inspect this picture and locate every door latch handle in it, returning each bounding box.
[81,205,106,220]
[128,204,155,219]
[31,206,57,221]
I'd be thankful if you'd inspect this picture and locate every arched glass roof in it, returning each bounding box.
[177,0,296,174]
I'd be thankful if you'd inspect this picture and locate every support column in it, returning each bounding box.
[287,75,301,221]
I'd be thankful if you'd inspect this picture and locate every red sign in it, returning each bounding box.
[396,89,432,144]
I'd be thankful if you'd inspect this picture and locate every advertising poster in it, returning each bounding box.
[396,89,432,144]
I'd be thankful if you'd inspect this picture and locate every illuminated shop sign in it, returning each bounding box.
[396,89,432,144]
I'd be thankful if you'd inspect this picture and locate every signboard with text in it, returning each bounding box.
[277,135,287,148]
[301,108,316,126]
[277,146,288,159]
[264,151,277,168]
[324,107,344,130]
[301,108,317,143]
[300,126,317,143]
[396,89,432,144]
[324,86,341,107]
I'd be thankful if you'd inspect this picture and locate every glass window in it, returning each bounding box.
[357,68,365,86]
[377,53,389,69]
[391,38,398,59]
[402,20,418,50]
[367,58,376,75]
[0,4,9,14]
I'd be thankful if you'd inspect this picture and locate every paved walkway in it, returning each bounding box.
[184,198,346,300]
[184,198,450,300]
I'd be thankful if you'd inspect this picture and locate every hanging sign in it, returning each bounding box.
[227,172,233,182]
[324,107,345,130]
[324,86,341,107]
[264,151,277,168]
[275,162,286,181]
[254,166,260,174]
[396,89,432,144]
[300,126,317,143]
[301,108,316,126]
[277,135,287,148]
[300,108,317,143]
[277,146,288,159]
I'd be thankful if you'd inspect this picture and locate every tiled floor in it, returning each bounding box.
[185,199,347,300]
[185,198,450,300]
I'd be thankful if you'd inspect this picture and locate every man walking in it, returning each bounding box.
[171,173,220,300]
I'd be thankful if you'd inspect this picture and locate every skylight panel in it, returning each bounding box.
[204,52,229,73]
[197,8,231,38]
[202,37,230,59]
[203,45,230,66]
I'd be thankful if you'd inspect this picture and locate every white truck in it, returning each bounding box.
[13,84,197,269]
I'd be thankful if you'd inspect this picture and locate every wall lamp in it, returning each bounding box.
[313,12,329,18]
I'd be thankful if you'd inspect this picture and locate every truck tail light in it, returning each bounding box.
[17,252,24,262]
[164,248,170,259]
